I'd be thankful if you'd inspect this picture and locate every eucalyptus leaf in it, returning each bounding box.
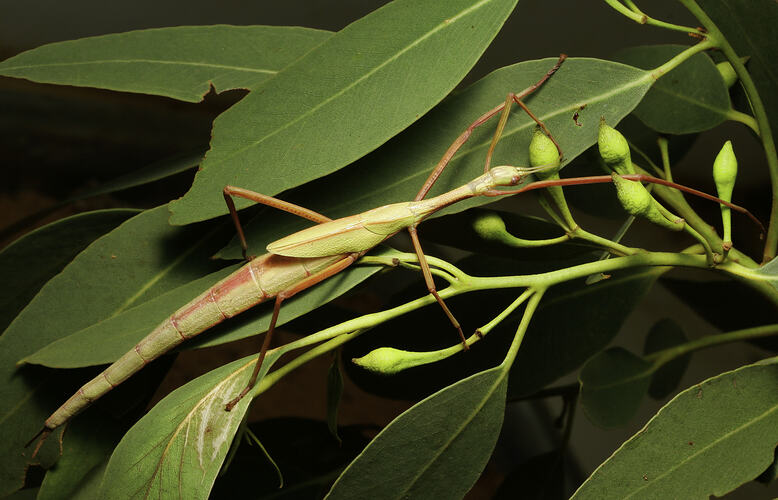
[37,408,123,500]
[579,347,653,428]
[510,266,667,397]
[695,0,778,145]
[0,26,333,102]
[0,209,138,333]
[66,151,204,201]
[327,365,508,499]
[99,354,260,500]
[0,206,224,496]
[168,0,525,224]
[572,359,778,499]
[614,45,731,134]
[644,318,690,399]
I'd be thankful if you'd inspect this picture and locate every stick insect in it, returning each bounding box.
[27,54,758,454]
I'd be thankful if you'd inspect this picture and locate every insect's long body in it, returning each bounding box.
[41,165,527,432]
[269,166,523,257]
[43,252,347,429]
[34,53,571,449]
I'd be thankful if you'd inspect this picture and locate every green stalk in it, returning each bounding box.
[679,0,778,262]
[645,323,778,366]
[250,249,777,400]
[602,0,703,34]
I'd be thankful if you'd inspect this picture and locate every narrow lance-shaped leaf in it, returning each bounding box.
[0,26,333,102]
[572,359,778,499]
[614,45,732,134]
[168,0,521,224]
[326,364,508,499]
[99,353,275,500]
[0,206,228,497]
[579,347,653,428]
[0,208,138,333]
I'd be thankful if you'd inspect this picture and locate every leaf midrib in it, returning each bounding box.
[624,399,778,498]
[207,0,499,170]
[398,368,504,497]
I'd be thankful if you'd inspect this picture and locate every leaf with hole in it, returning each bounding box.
[0,26,332,102]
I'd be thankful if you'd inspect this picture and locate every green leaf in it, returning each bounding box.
[326,365,508,499]
[0,26,332,102]
[614,45,732,134]
[572,359,778,499]
[67,150,204,201]
[662,274,778,351]
[0,209,138,333]
[644,318,690,399]
[695,0,778,149]
[168,0,524,224]
[510,266,666,396]
[71,463,107,500]
[37,412,121,500]
[579,347,653,428]
[221,57,653,260]
[0,206,224,496]
[99,354,261,500]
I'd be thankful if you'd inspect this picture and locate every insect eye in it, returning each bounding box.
[511,174,521,185]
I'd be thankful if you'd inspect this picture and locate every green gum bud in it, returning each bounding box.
[529,127,560,180]
[472,212,570,248]
[473,212,510,242]
[352,346,451,375]
[712,140,737,244]
[713,141,737,202]
[598,118,635,175]
[612,174,683,231]
[715,61,737,88]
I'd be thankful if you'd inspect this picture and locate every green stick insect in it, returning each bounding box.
[27,54,757,455]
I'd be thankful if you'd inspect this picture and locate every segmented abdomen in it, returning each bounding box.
[44,252,345,429]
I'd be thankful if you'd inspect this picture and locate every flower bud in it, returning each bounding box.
[715,61,737,89]
[352,347,446,375]
[598,118,634,175]
[612,174,683,231]
[473,212,509,242]
[529,127,560,180]
[712,140,737,244]
[713,141,737,202]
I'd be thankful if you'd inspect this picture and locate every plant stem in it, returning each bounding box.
[250,249,776,400]
[650,39,716,80]
[503,289,545,366]
[725,109,760,136]
[645,323,778,366]
[602,0,703,34]
[679,0,778,262]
